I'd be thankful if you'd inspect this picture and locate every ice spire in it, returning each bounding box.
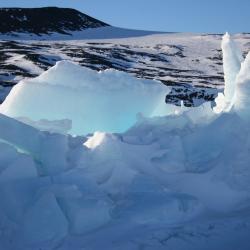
[214,33,243,113]
[222,32,243,104]
[233,51,250,120]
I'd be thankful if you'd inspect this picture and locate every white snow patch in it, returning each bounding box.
[84,132,109,149]
[5,53,43,75]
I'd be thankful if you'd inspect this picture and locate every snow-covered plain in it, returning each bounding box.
[1,30,250,107]
[0,34,250,250]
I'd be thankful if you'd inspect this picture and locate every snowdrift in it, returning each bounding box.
[0,61,169,135]
[0,26,163,41]
[0,34,250,250]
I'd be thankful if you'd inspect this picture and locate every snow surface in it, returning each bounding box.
[0,34,250,250]
[0,26,163,41]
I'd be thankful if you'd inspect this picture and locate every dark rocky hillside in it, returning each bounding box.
[0,7,109,35]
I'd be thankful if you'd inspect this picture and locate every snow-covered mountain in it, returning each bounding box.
[1,8,250,107]
[0,7,249,107]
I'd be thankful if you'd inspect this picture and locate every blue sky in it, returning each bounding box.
[0,0,249,33]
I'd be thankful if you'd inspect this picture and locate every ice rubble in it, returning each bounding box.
[0,34,250,249]
[0,61,170,135]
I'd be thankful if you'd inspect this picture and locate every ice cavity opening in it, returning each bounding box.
[0,61,170,136]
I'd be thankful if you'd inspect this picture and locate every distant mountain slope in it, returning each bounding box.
[0,7,109,36]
